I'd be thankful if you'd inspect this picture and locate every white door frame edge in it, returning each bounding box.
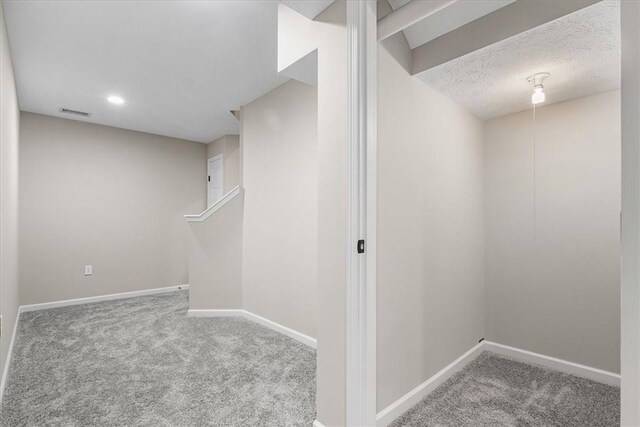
[346,1,377,426]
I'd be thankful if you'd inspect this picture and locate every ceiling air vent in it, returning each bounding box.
[59,107,92,118]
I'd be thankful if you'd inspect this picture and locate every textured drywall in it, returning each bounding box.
[484,90,620,373]
[417,1,620,120]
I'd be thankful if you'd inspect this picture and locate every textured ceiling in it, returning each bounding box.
[416,1,620,120]
[4,1,288,143]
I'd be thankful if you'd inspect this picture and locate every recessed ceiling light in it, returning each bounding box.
[107,95,125,105]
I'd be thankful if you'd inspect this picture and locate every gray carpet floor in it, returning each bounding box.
[391,351,620,427]
[0,291,316,426]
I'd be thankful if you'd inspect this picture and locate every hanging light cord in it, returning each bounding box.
[533,103,537,240]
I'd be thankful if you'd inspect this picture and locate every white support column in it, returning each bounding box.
[346,1,377,425]
[621,1,640,425]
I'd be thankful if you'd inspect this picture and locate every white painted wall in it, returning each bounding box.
[484,90,621,373]
[19,113,207,305]
[621,2,640,422]
[275,3,351,423]
[187,193,243,310]
[207,135,240,194]
[277,2,319,73]
[0,0,20,380]
[241,79,318,339]
[377,41,485,411]
[315,2,349,424]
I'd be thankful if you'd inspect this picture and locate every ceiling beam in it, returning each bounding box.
[412,0,602,75]
[377,0,455,42]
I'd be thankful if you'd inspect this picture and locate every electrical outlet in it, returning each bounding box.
[84,265,92,276]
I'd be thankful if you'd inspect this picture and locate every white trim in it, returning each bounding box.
[364,0,378,421]
[184,185,240,222]
[0,307,21,403]
[312,420,326,427]
[376,341,621,426]
[376,342,485,426]
[484,341,621,387]
[346,1,377,425]
[207,153,224,208]
[243,310,317,349]
[20,285,188,313]
[186,309,317,349]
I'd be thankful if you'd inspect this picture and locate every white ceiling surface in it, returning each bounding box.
[416,1,621,121]
[387,0,515,49]
[4,1,289,143]
[280,0,334,19]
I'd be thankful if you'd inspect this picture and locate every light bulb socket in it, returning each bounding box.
[527,72,550,87]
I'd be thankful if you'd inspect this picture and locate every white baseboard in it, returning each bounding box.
[483,341,621,387]
[242,310,317,349]
[376,340,621,426]
[20,285,189,313]
[376,341,485,426]
[0,307,21,403]
[312,420,326,427]
[187,309,317,349]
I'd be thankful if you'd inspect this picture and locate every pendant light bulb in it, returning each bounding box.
[532,85,545,105]
[527,72,550,105]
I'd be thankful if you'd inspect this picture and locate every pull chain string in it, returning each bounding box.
[533,102,537,241]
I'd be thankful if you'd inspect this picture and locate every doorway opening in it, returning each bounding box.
[207,154,224,207]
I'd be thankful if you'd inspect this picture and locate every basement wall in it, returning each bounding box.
[241,79,318,339]
[377,40,486,411]
[0,0,20,382]
[484,90,621,373]
[19,113,207,305]
[187,192,243,310]
[275,2,349,423]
